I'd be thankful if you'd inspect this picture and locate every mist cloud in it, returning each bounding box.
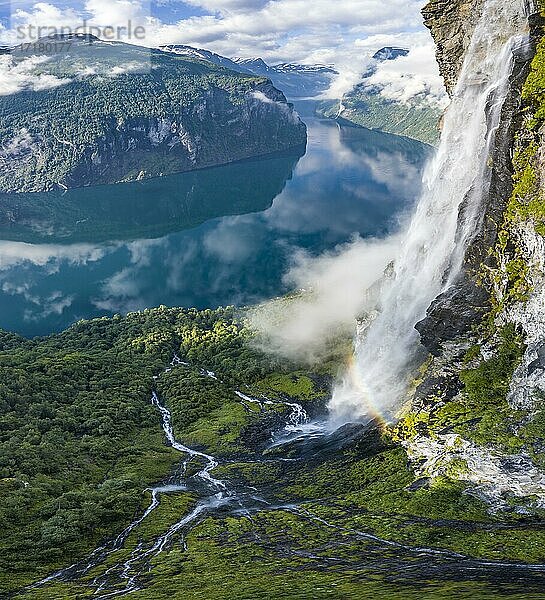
[0,0,441,109]
[363,41,448,106]
[0,55,71,96]
[249,235,401,363]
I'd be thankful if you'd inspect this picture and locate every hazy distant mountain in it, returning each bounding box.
[160,45,337,99]
[160,43,440,144]
[233,58,338,98]
[160,44,252,73]
[372,47,409,61]
[317,46,442,145]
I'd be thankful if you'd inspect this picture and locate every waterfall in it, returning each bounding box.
[329,0,530,423]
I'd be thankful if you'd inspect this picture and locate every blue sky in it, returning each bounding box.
[0,1,207,25]
[0,1,445,102]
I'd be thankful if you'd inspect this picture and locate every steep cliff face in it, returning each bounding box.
[59,80,304,190]
[0,37,307,193]
[395,0,545,513]
[422,0,485,95]
[417,4,539,356]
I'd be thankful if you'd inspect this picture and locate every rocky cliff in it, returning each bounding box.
[422,0,486,94]
[395,0,545,513]
[0,36,307,193]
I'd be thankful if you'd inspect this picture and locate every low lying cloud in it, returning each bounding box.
[0,128,35,160]
[0,55,71,96]
[249,235,401,363]
[364,42,448,106]
[251,90,301,122]
[0,0,441,110]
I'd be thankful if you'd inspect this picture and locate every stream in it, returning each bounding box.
[31,357,545,598]
[33,357,316,598]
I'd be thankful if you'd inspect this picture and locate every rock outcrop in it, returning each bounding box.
[422,0,486,95]
[396,0,545,513]
[416,2,540,363]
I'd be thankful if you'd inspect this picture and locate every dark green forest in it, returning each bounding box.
[0,306,299,592]
[0,40,306,192]
[3,307,545,600]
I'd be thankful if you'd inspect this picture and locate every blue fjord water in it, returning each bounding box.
[0,118,429,336]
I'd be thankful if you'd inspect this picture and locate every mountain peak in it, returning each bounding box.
[233,57,271,71]
[39,33,101,43]
[372,47,409,61]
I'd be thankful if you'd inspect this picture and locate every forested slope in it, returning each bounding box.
[0,36,306,192]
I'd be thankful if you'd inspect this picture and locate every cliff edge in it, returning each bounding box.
[395,0,545,514]
[0,37,307,193]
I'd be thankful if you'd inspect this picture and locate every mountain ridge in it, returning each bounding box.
[0,38,306,193]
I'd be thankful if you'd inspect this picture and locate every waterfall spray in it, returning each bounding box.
[329,0,530,424]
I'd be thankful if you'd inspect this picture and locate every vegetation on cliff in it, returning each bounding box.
[0,306,330,593]
[4,307,545,599]
[0,38,306,193]
[317,93,441,146]
[384,3,545,517]
[485,12,545,320]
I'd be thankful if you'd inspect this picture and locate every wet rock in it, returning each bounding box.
[415,279,489,357]
[406,477,431,492]
[264,420,384,462]
[239,411,287,451]
[507,222,545,409]
[528,344,545,376]
[406,434,545,512]
[414,369,464,406]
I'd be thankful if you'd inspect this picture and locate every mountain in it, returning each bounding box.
[0,36,306,193]
[391,0,545,514]
[161,45,337,99]
[232,57,272,73]
[5,2,545,598]
[317,45,443,145]
[161,44,439,144]
[318,94,442,146]
[372,47,410,61]
[233,58,338,98]
[159,44,252,73]
[160,44,440,145]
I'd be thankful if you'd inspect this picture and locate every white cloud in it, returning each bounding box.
[84,0,149,27]
[108,61,149,75]
[1,0,442,106]
[147,0,428,60]
[0,55,71,95]
[249,235,401,363]
[363,39,448,106]
[251,90,301,121]
[8,2,82,43]
[0,128,34,156]
[0,240,113,270]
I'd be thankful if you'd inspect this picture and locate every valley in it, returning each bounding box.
[2,0,545,598]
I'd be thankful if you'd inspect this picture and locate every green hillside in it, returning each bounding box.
[0,36,306,192]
